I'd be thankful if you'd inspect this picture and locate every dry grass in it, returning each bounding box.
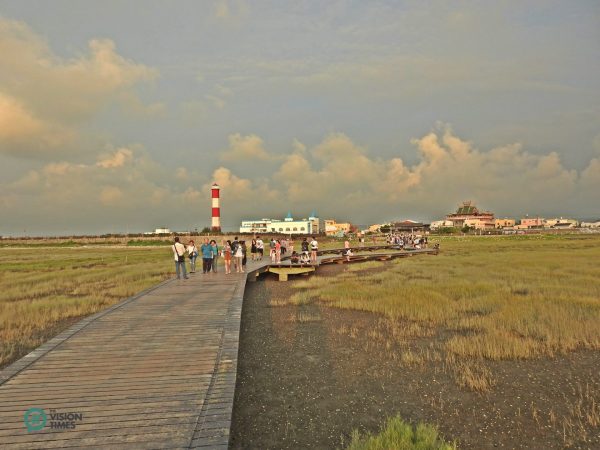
[290,235,600,391]
[0,247,172,368]
[287,311,323,323]
[561,382,600,445]
[448,359,495,393]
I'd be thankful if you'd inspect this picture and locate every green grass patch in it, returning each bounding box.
[346,415,456,450]
[127,239,172,246]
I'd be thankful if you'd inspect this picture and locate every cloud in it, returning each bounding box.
[209,125,600,222]
[96,148,134,169]
[0,17,158,158]
[99,186,124,206]
[180,83,234,122]
[213,0,248,22]
[215,0,231,19]
[2,124,599,235]
[220,133,270,161]
[2,144,211,233]
[0,92,76,157]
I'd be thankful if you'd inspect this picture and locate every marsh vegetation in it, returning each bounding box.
[290,235,600,388]
[0,247,171,368]
[233,234,600,449]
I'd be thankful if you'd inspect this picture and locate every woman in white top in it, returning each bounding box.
[344,240,352,261]
[187,240,198,273]
[234,243,244,273]
[310,237,318,264]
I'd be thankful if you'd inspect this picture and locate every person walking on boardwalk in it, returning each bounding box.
[280,238,287,256]
[234,240,244,273]
[200,238,214,274]
[275,239,281,263]
[210,239,219,272]
[223,240,233,274]
[301,237,309,261]
[173,237,189,279]
[344,239,352,261]
[310,236,319,264]
[251,238,257,261]
[241,240,248,268]
[256,236,264,260]
[187,240,198,273]
[231,237,240,271]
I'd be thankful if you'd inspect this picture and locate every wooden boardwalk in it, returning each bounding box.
[0,246,437,449]
[0,260,272,449]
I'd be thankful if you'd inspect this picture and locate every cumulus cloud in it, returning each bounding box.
[0,17,158,158]
[96,148,134,169]
[206,125,600,223]
[1,144,210,234]
[220,133,270,161]
[2,125,599,235]
[0,92,76,157]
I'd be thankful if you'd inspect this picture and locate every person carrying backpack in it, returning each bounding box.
[173,236,189,279]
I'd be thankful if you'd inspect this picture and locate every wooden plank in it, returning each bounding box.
[0,258,268,448]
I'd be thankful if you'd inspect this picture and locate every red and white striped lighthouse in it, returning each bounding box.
[211,183,221,232]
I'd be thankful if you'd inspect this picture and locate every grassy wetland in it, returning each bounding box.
[232,234,600,449]
[291,235,600,373]
[0,246,171,369]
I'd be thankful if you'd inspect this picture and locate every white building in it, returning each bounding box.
[239,219,272,234]
[430,220,454,230]
[239,212,320,235]
[144,227,172,235]
[581,221,600,228]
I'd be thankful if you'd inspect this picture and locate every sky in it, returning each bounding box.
[0,0,599,235]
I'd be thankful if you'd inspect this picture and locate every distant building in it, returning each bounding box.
[239,219,272,234]
[544,218,578,229]
[445,201,495,229]
[367,224,383,233]
[495,218,516,229]
[463,218,495,230]
[239,212,320,235]
[581,221,600,228]
[144,227,172,235]
[519,216,545,229]
[430,220,454,230]
[391,220,425,232]
[324,219,352,236]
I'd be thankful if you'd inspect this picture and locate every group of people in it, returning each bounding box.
[173,235,321,278]
[387,233,428,249]
[171,235,268,278]
[289,236,319,265]
[172,237,222,279]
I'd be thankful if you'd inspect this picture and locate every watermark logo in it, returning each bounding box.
[24,408,46,432]
[23,408,83,432]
